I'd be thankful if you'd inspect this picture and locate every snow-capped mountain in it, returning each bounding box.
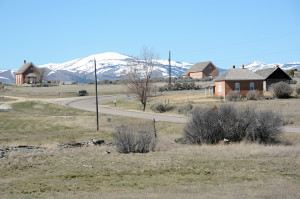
[245,61,300,71]
[0,70,16,84]
[1,52,193,84]
[1,53,299,84]
[40,52,193,82]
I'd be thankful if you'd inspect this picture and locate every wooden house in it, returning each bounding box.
[255,65,292,91]
[213,65,264,99]
[15,60,41,84]
[183,61,219,79]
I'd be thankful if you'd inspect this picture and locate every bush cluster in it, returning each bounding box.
[177,104,193,115]
[183,104,283,145]
[246,91,259,100]
[290,79,297,84]
[295,87,300,97]
[270,82,292,98]
[158,82,201,92]
[226,91,240,101]
[150,103,174,113]
[113,122,157,153]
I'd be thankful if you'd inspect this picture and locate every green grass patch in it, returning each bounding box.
[101,99,153,112]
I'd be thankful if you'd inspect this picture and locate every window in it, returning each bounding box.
[235,83,240,92]
[218,83,222,92]
[250,82,254,91]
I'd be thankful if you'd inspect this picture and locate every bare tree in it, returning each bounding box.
[37,68,47,83]
[124,47,157,111]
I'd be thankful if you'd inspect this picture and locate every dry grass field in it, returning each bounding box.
[1,84,127,99]
[0,85,300,198]
[103,91,300,126]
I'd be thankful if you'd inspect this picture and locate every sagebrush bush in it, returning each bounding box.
[246,110,283,144]
[295,87,300,96]
[150,103,174,113]
[226,91,240,101]
[270,82,292,98]
[246,90,259,100]
[184,108,221,144]
[183,104,283,145]
[177,104,193,115]
[113,122,157,153]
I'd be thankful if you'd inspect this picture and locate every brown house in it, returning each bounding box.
[183,61,219,79]
[213,65,264,99]
[15,60,41,84]
[255,65,292,91]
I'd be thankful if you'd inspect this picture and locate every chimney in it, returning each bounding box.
[276,64,279,68]
[232,65,235,69]
[24,60,26,64]
[242,64,245,69]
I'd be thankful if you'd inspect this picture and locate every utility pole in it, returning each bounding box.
[94,59,99,131]
[168,50,171,91]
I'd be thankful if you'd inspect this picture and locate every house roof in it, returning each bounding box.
[15,62,36,74]
[183,61,214,75]
[255,67,292,80]
[214,68,264,81]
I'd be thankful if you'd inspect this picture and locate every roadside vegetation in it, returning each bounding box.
[184,104,283,145]
[0,85,300,198]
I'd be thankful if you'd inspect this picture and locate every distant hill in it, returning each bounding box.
[1,53,298,84]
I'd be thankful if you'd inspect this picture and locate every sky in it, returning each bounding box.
[0,0,299,70]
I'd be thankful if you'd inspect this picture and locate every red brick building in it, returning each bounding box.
[15,60,41,84]
[183,61,219,79]
[213,65,264,99]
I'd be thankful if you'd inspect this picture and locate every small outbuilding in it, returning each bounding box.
[15,60,41,84]
[255,65,292,91]
[183,61,219,79]
[213,65,264,99]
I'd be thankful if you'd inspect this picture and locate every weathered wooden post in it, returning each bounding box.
[153,118,157,138]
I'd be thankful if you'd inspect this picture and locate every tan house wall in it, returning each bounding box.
[189,72,203,79]
[214,80,263,98]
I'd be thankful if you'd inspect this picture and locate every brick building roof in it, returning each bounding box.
[214,68,264,81]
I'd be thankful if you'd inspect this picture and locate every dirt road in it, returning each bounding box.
[54,95,300,133]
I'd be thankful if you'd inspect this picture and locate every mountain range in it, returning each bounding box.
[0,52,299,84]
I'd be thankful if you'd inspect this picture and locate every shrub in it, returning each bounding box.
[270,82,292,98]
[246,90,259,100]
[183,104,283,145]
[184,108,222,144]
[113,122,157,153]
[246,110,283,144]
[150,103,174,113]
[290,79,297,84]
[226,91,240,101]
[295,87,300,96]
[177,104,193,115]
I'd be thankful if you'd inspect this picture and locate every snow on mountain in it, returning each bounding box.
[38,52,193,83]
[0,70,16,84]
[1,53,299,84]
[245,61,300,71]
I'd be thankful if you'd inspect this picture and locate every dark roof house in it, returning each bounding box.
[255,66,292,91]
